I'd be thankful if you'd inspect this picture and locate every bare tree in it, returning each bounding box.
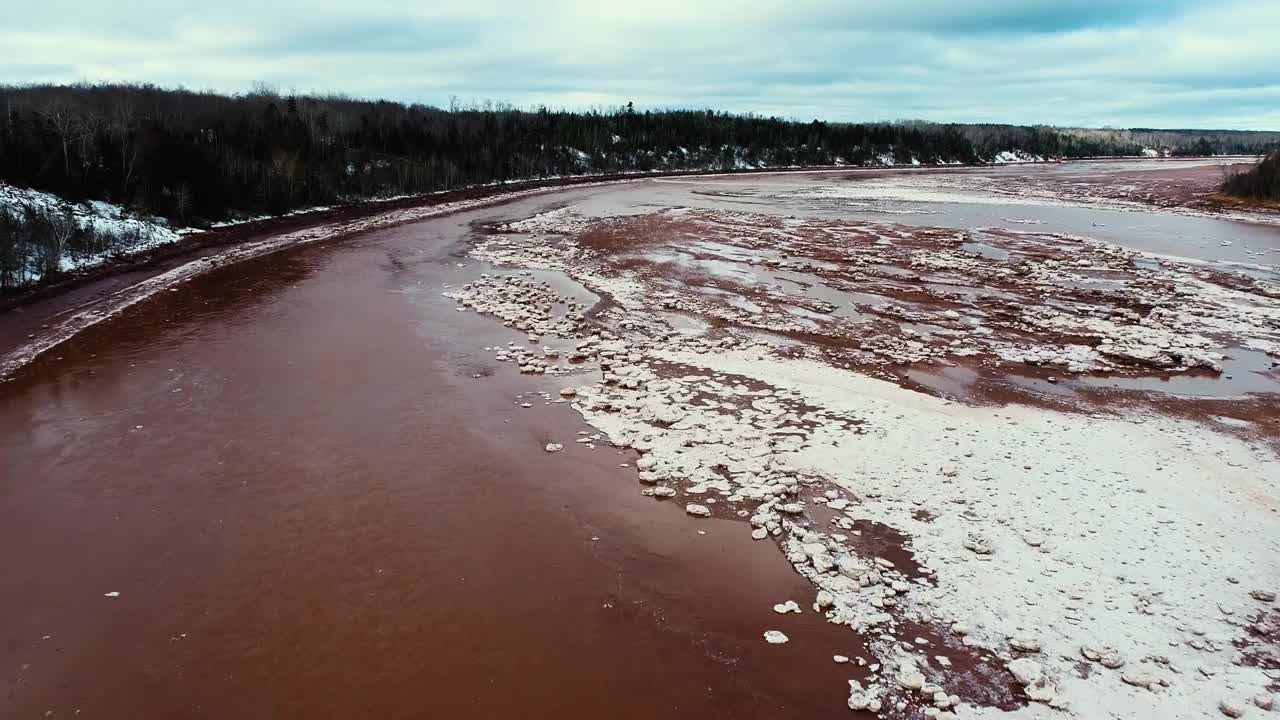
[174,182,193,223]
[75,110,104,182]
[270,149,300,201]
[40,102,78,178]
[43,207,78,274]
[111,99,139,199]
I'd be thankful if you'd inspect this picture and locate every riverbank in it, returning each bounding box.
[1213,193,1280,212]
[5,157,1272,312]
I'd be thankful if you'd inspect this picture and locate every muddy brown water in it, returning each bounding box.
[1,218,871,718]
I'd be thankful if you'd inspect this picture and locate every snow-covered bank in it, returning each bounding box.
[660,347,1279,719]
[991,150,1047,164]
[0,183,181,285]
[443,185,1280,717]
[789,163,1280,229]
[447,256,1279,717]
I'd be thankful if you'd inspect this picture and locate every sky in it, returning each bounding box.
[1,0,1278,130]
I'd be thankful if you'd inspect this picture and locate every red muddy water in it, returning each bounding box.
[1,221,869,719]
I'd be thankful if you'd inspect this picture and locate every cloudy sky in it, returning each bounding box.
[2,0,1278,129]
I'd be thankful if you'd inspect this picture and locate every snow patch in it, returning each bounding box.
[0,183,181,284]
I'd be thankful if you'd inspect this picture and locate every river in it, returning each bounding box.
[3,162,1278,719]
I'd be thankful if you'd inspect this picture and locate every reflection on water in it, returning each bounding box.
[1069,347,1279,398]
[960,241,1011,261]
[907,346,1280,403]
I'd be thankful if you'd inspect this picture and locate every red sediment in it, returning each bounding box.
[1235,606,1280,692]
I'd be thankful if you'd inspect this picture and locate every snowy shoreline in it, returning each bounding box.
[445,195,1280,717]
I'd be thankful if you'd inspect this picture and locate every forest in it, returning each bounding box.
[2,82,1279,289]
[1220,151,1280,203]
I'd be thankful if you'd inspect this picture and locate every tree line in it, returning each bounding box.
[5,83,1279,225]
[2,82,1279,289]
[1220,152,1280,203]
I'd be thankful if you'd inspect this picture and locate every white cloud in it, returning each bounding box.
[0,0,1276,129]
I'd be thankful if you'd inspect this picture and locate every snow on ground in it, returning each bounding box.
[498,206,594,236]
[0,183,181,282]
[446,195,1280,718]
[787,160,1280,229]
[660,347,1279,720]
[792,176,1075,208]
[992,150,1047,164]
[447,254,1280,717]
[203,204,336,230]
